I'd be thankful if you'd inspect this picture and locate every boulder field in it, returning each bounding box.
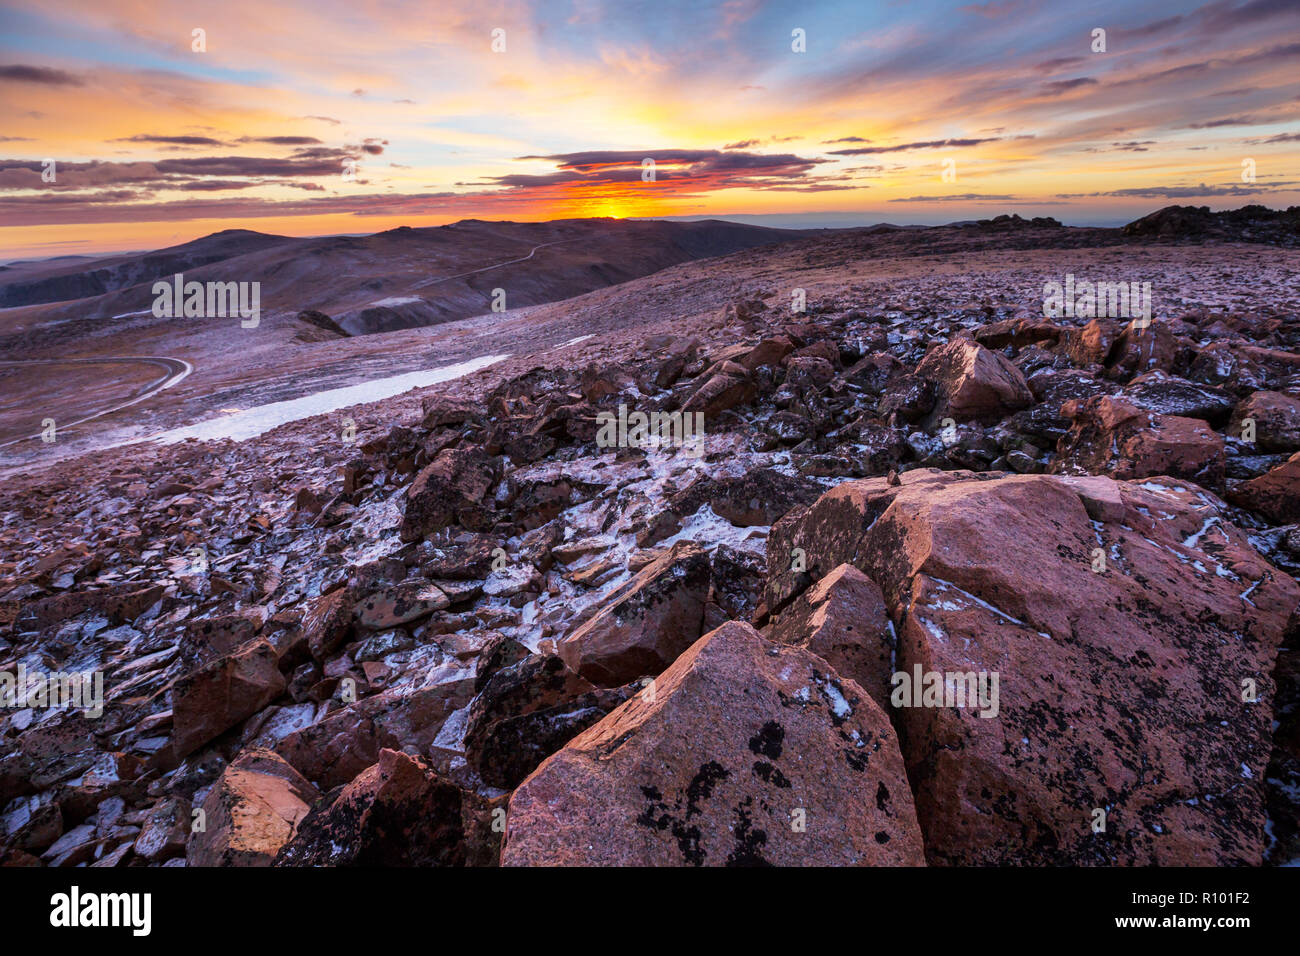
[3,265,1298,867]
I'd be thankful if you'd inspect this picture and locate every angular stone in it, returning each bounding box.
[1123,371,1233,425]
[1056,395,1224,487]
[302,588,352,660]
[17,584,163,632]
[916,336,1033,424]
[464,654,634,789]
[420,396,484,430]
[682,369,756,417]
[187,750,317,866]
[557,540,712,685]
[1058,319,1116,367]
[1,792,62,852]
[399,446,496,541]
[842,353,903,394]
[355,580,449,629]
[764,564,893,705]
[275,671,474,790]
[737,337,794,371]
[665,468,823,530]
[1229,451,1300,524]
[502,622,925,866]
[420,532,499,579]
[179,609,264,670]
[133,797,189,862]
[1106,319,1180,380]
[708,544,766,622]
[1232,391,1300,453]
[275,749,468,866]
[172,640,286,758]
[783,355,836,389]
[768,471,1299,864]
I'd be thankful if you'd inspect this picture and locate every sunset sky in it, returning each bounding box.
[1,0,1297,259]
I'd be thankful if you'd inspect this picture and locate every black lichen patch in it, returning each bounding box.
[748,720,785,759]
[635,800,705,866]
[686,761,730,813]
[634,762,731,866]
[752,760,792,789]
[844,748,872,772]
[725,796,772,866]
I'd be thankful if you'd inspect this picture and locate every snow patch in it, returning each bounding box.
[144,354,510,444]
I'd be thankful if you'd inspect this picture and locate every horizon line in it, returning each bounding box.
[6,202,1285,265]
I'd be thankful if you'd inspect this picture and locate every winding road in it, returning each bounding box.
[410,237,586,290]
[0,355,192,448]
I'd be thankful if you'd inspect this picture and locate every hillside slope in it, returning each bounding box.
[1,218,818,335]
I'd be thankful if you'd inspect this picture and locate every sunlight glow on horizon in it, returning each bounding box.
[0,0,1297,258]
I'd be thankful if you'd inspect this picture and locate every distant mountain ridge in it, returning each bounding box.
[0,230,294,308]
[0,218,819,335]
[4,205,1293,328]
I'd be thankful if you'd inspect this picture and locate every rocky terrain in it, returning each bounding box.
[1,207,1298,867]
[1122,205,1300,247]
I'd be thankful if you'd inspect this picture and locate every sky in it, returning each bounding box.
[0,0,1297,259]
